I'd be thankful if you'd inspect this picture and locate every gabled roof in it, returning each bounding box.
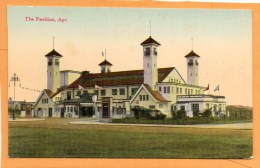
[185,50,200,58]
[66,67,174,89]
[140,36,161,46]
[44,89,53,97]
[45,49,63,57]
[143,84,170,102]
[51,89,62,98]
[34,89,53,107]
[99,59,113,66]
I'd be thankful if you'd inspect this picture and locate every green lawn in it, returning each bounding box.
[112,117,252,125]
[8,120,252,158]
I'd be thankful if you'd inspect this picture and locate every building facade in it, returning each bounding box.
[34,36,226,119]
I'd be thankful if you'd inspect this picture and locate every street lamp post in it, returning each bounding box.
[9,73,21,120]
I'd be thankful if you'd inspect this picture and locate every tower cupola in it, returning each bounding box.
[141,36,160,90]
[45,49,62,92]
[185,50,200,86]
[99,59,113,73]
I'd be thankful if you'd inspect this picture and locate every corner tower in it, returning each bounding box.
[141,36,160,90]
[45,49,62,92]
[185,50,200,86]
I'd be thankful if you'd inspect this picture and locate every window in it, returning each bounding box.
[119,88,125,95]
[153,48,157,55]
[112,89,117,95]
[167,86,170,93]
[218,104,222,112]
[159,103,163,108]
[144,47,150,56]
[131,88,138,95]
[180,88,182,94]
[149,105,155,109]
[159,86,162,92]
[67,107,69,112]
[48,59,52,66]
[146,95,149,101]
[192,104,199,112]
[55,59,59,65]
[75,107,78,115]
[206,103,209,109]
[188,59,193,66]
[70,107,73,112]
[188,89,190,95]
[67,91,71,100]
[191,89,193,95]
[142,95,146,101]
[101,89,106,96]
[185,88,187,94]
[101,67,105,73]
[180,106,185,111]
[139,95,142,101]
[164,87,166,93]
[76,91,81,96]
[177,87,179,94]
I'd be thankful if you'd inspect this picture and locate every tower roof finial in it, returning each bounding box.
[53,36,55,49]
[191,37,193,51]
[150,20,152,37]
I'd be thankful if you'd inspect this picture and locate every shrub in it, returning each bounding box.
[193,110,199,118]
[176,109,186,119]
[131,106,151,120]
[202,108,212,118]
[150,112,167,120]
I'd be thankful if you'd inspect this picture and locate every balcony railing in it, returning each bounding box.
[177,94,225,99]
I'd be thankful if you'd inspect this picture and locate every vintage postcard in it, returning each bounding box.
[2,2,259,168]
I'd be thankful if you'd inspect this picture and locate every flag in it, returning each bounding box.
[204,84,209,91]
[78,85,85,90]
[95,85,102,90]
[214,85,220,92]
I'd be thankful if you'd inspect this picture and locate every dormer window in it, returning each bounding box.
[144,47,150,56]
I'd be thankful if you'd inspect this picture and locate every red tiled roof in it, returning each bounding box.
[44,89,53,97]
[99,59,113,66]
[140,36,161,46]
[143,84,170,102]
[66,67,174,89]
[185,50,200,58]
[51,90,62,98]
[45,49,63,57]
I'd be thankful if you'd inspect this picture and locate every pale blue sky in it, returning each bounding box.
[8,7,252,106]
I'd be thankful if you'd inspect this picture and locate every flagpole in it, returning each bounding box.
[105,49,106,60]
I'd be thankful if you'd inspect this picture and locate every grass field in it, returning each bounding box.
[8,118,252,158]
